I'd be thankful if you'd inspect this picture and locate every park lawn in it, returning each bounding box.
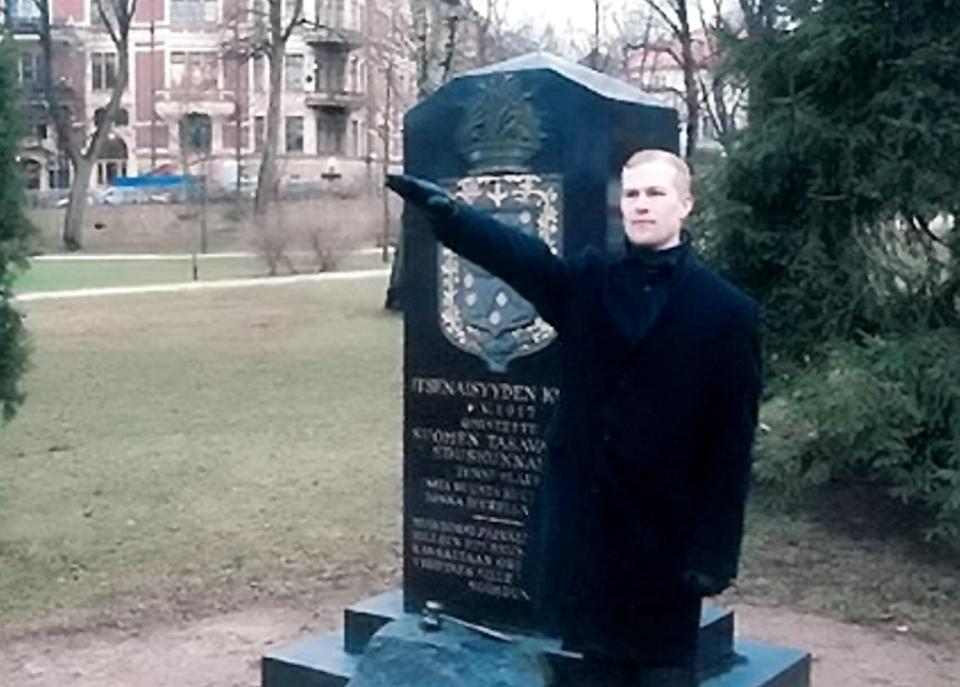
[1,275,958,643]
[12,251,389,294]
[13,256,262,293]
[0,276,403,634]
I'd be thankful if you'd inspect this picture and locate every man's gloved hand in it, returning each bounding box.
[385,174,459,222]
[681,570,729,597]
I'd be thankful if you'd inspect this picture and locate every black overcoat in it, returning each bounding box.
[428,203,761,657]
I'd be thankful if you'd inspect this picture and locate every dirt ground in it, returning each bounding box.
[0,597,956,687]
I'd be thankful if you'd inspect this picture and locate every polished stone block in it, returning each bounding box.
[262,590,809,687]
[263,630,808,687]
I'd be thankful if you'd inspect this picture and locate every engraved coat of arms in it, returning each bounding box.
[439,174,562,373]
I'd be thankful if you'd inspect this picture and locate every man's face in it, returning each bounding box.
[620,161,693,250]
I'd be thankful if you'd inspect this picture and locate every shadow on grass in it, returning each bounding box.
[733,483,960,645]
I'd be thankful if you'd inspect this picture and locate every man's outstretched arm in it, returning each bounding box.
[386,174,570,328]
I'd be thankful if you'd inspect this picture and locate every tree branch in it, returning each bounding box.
[640,0,681,37]
[280,0,303,43]
[95,0,120,46]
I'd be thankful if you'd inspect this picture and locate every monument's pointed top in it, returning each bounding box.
[461,52,667,107]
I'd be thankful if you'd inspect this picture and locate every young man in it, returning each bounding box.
[387,150,761,686]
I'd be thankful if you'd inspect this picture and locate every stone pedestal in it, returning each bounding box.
[262,590,809,687]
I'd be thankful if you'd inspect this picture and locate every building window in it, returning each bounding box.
[96,136,128,185]
[284,54,304,92]
[318,0,344,28]
[48,155,71,189]
[170,0,217,24]
[18,52,42,84]
[179,113,212,154]
[350,119,360,157]
[170,52,219,91]
[348,56,359,92]
[351,0,362,31]
[19,159,42,190]
[96,160,127,185]
[254,116,265,152]
[91,52,118,91]
[316,55,345,93]
[9,0,40,20]
[252,0,266,30]
[252,56,265,93]
[285,116,303,153]
[317,112,345,155]
[91,0,120,28]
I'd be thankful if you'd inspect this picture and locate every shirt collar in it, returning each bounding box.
[622,231,692,271]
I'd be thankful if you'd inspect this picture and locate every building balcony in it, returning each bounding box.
[302,24,363,50]
[153,89,237,120]
[20,133,58,158]
[304,89,364,110]
[6,15,41,33]
[19,81,76,107]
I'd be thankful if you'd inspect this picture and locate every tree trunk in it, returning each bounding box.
[62,158,95,251]
[384,224,404,311]
[255,45,283,215]
[677,1,699,161]
[411,0,431,98]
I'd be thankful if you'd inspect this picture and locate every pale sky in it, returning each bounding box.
[503,0,602,35]
[501,0,738,36]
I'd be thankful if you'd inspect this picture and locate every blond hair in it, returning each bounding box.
[622,149,691,196]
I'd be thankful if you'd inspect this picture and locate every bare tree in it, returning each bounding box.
[411,0,462,97]
[639,0,700,160]
[696,0,746,147]
[473,0,509,65]
[410,0,520,97]
[252,0,303,215]
[220,10,254,199]
[35,0,137,250]
[737,0,778,37]
[590,0,601,68]
[372,2,417,309]
[610,5,656,80]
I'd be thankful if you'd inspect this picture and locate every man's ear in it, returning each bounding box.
[681,192,694,219]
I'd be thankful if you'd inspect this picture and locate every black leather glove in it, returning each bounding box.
[385,174,459,222]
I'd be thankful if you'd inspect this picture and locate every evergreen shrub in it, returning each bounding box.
[756,331,960,539]
[699,1,960,539]
[0,39,33,422]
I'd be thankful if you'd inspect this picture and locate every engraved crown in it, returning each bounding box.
[458,75,543,175]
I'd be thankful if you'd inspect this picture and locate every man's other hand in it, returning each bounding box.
[385,174,458,221]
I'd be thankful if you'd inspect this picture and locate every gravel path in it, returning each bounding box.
[1,602,955,687]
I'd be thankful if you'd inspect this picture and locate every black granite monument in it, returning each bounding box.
[261,53,810,687]
[399,54,681,634]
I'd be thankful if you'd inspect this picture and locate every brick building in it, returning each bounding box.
[6,0,416,194]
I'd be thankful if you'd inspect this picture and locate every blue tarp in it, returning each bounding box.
[112,175,197,188]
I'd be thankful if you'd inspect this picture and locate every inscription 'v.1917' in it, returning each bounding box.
[438,174,563,373]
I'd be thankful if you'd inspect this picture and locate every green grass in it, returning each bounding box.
[13,256,261,293]
[0,277,402,634]
[1,276,958,645]
[12,252,389,294]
